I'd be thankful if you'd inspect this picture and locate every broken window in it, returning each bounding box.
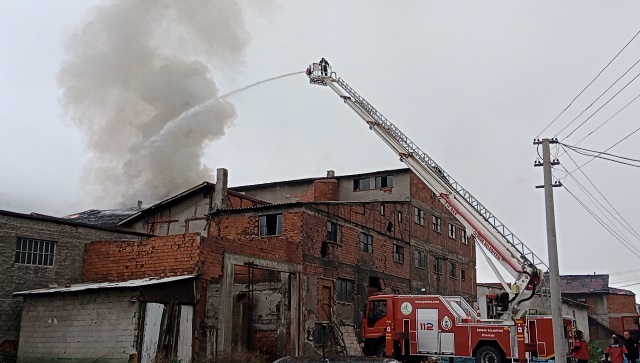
[434,257,443,274]
[432,215,441,233]
[335,279,354,303]
[414,207,424,225]
[449,261,457,278]
[448,223,456,239]
[461,230,469,245]
[393,243,404,263]
[414,250,426,269]
[359,233,373,253]
[375,175,394,188]
[326,221,338,242]
[259,213,283,236]
[15,237,56,266]
[353,177,370,191]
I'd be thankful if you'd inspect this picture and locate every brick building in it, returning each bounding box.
[560,274,637,342]
[0,210,148,354]
[75,167,476,360]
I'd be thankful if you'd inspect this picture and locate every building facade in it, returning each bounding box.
[76,167,476,361]
[0,210,148,354]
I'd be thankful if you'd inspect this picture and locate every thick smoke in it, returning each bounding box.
[58,0,250,207]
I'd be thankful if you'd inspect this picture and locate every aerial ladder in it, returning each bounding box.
[306,61,549,320]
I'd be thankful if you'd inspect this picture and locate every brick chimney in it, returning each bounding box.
[213,168,228,209]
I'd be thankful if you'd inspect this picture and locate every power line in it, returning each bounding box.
[562,126,640,177]
[572,92,640,146]
[537,28,640,137]
[554,57,640,138]
[561,142,640,165]
[562,184,640,260]
[562,70,640,140]
[560,146,640,241]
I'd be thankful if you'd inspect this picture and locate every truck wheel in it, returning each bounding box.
[376,344,386,357]
[476,346,502,363]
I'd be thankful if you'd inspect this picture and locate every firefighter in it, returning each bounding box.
[572,330,590,363]
[605,336,628,363]
[623,331,639,363]
[319,58,330,76]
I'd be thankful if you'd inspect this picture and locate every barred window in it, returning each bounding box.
[14,238,56,266]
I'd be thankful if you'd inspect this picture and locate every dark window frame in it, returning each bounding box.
[326,221,339,243]
[461,269,466,281]
[259,213,283,236]
[359,232,373,253]
[432,215,441,233]
[461,230,469,245]
[335,279,354,303]
[414,208,424,225]
[448,223,456,239]
[434,257,443,274]
[375,175,394,189]
[449,261,457,279]
[414,250,426,269]
[393,243,404,264]
[353,177,371,191]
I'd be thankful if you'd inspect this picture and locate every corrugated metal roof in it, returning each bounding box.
[13,275,197,296]
[64,207,142,228]
[0,209,150,237]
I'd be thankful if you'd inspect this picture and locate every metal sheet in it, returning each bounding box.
[417,309,438,353]
[178,305,194,363]
[439,332,455,354]
[142,303,165,363]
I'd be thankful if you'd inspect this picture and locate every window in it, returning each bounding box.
[335,279,354,303]
[375,175,394,188]
[259,213,283,236]
[14,237,56,266]
[432,215,441,233]
[461,230,469,245]
[353,177,370,191]
[449,261,457,278]
[380,204,385,216]
[461,269,466,281]
[448,223,456,239]
[326,221,338,242]
[414,208,424,225]
[393,243,404,263]
[368,300,387,323]
[359,233,373,253]
[414,250,426,269]
[434,257,442,274]
[397,211,403,223]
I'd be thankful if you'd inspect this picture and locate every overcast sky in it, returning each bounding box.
[2,1,640,296]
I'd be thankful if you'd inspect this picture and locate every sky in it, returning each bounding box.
[2,1,640,297]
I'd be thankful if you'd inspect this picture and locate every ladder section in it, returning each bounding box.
[335,77,550,280]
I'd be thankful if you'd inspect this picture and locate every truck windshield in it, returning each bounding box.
[368,300,387,321]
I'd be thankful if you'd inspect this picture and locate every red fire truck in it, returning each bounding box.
[361,294,575,362]
[307,62,575,362]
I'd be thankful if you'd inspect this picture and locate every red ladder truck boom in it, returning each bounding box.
[306,61,571,363]
[306,61,548,320]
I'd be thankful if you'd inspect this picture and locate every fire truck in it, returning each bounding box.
[306,62,576,362]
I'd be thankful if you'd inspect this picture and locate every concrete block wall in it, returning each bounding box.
[0,212,146,350]
[17,290,139,363]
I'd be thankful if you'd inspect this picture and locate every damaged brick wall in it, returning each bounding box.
[83,233,202,282]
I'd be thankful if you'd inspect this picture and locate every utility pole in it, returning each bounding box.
[534,138,565,362]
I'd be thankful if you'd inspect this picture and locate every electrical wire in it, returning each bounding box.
[562,184,640,260]
[560,146,640,241]
[562,126,640,177]
[562,70,640,140]
[554,58,640,138]
[571,92,640,147]
[561,143,640,164]
[537,28,640,138]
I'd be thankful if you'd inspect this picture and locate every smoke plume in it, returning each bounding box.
[58,0,250,207]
